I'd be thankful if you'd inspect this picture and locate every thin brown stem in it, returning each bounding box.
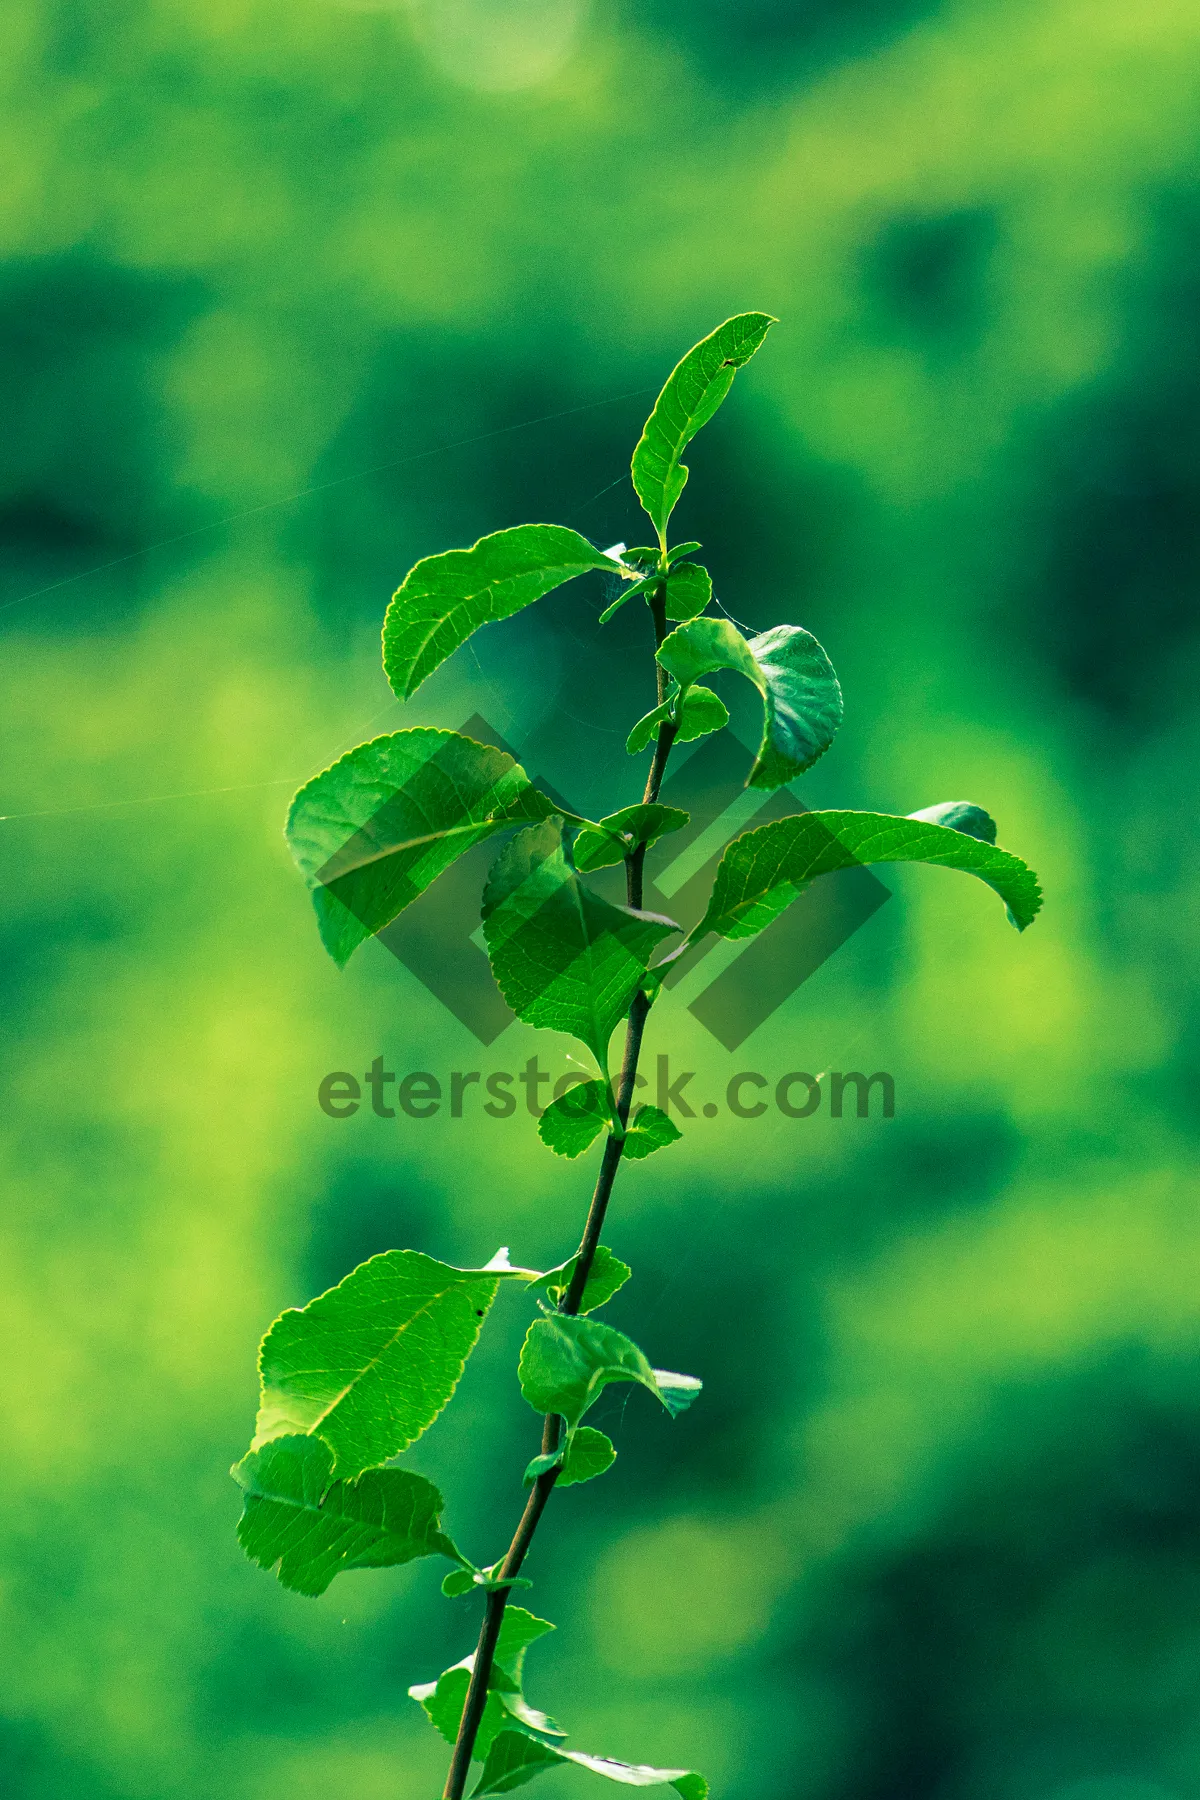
[439,1411,563,1800]
[441,567,678,1800]
[560,988,649,1315]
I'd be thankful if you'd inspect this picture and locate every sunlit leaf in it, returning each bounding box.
[657,617,842,789]
[632,313,776,533]
[558,1425,616,1486]
[573,804,690,873]
[384,524,613,699]
[473,1731,707,1798]
[231,1435,461,1596]
[674,685,729,743]
[442,1566,480,1597]
[622,1104,682,1161]
[626,686,728,755]
[663,562,712,621]
[695,808,1042,942]
[537,1080,610,1159]
[626,699,671,756]
[411,1607,562,1759]
[286,728,553,967]
[415,1609,705,1799]
[907,800,998,842]
[598,573,659,625]
[650,1369,703,1417]
[523,1449,564,1483]
[252,1248,536,1479]
[482,820,679,1063]
[527,1245,632,1314]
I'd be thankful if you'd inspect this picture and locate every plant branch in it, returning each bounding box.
[440,579,676,1800]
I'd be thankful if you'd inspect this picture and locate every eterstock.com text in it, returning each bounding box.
[317,1056,896,1121]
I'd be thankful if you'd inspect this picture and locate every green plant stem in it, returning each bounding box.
[440,578,676,1800]
[629,580,677,907]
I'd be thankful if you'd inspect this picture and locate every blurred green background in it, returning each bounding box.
[3,1,1200,1796]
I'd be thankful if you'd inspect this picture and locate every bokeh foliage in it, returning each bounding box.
[2,1,1200,1797]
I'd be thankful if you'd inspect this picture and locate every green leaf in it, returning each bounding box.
[908,800,998,843]
[518,1317,700,1430]
[523,1448,565,1484]
[443,1559,533,1595]
[573,804,690,873]
[473,1731,707,1798]
[527,1245,632,1314]
[558,1425,616,1487]
[631,313,776,534]
[526,1426,616,1487]
[651,1369,704,1417]
[286,728,554,968]
[537,1080,610,1159]
[626,700,671,756]
[252,1247,535,1479]
[663,562,712,622]
[477,1562,535,1593]
[625,685,728,756]
[472,1733,563,1794]
[598,573,659,625]
[657,617,842,789]
[482,819,679,1064]
[441,1565,479,1597]
[418,1615,705,1800]
[231,1435,460,1597]
[622,1104,682,1161]
[666,541,701,565]
[674,685,729,743]
[411,1608,562,1758]
[563,1753,705,1800]
[518,1316,650,1428]
[695,808,1042,942]
[383,524,613,699]
[494,1607,558,1685]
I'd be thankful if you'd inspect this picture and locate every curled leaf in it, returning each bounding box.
[657,617,841,789]
[519,1316,700,1430]
[441,1566,480,1598]
[651,1369,703,1417]
[523,1448,565,1484]
[908,800,998,843]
